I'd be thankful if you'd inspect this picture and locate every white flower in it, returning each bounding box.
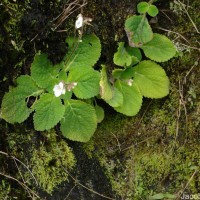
[75,14,83,29]
[127,79,133,86]
[53,82,66,97]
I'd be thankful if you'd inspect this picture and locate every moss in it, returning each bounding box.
[6,129,76,195]
[29,132,75,194]
[86,117,200,199]
[0,179,11,199]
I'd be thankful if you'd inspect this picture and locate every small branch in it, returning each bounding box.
[156,27,190,44]
[62,166,116,200]
[176,169,198,200]
[0,172,40,199]
[0,151,38,186]
[177,0,199,33]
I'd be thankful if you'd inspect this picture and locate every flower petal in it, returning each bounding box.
[59,82,64,89]
[54,89,62,97]
[75,14,83,29]
[62,88,66,95]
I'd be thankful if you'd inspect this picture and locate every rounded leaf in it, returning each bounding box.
[141,34,176,62]
[114,80,142,116]
[125,15,153,47]
[137,2,149,14]
[147,5,159,17]
[67,66,100,99]
[133,60,169,98]
[33,93,65,131]
[60,100,97,142]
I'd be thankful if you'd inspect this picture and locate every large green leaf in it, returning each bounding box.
[67,66,100,99]
[31,54,58,91]
[0,75,41,124]
[33,93,65,131]
[100,65,113,100]
[60,100,97,142]
[105,87,123,108]
[140,34,176,62]
[64,34,101,71]
[114,80,142,116]
[16,75,43,96]
[133,60,169,98]
[125,15,153,47]
[1,88,31,124]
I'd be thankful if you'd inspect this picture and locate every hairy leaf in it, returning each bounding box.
[100,65,113,100]
[1,88,31,123]
[125,15,153,47]
[31,54,58,91]
[0,75,42,124]
[34,93,65,131]
[64,34,101,70]
[60,100,97,142]
[114,80,142,116]
[133,60,169,98]
[16,75,43,96]
[67,66,100,99]
[141,34,176,62]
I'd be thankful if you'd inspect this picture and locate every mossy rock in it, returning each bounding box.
[0,0,200,199]
[5,129,76,196]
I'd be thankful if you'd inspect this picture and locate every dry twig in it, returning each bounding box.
[62,166,116,200]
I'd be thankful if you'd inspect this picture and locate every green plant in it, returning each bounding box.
[109,0,176,116]
[0,1,176,142]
